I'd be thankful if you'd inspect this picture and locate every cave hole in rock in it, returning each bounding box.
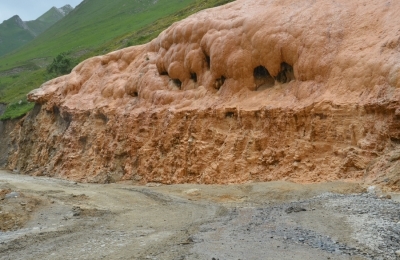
[225,111,235,118]
[275,62,295,84]
[253,65,275,90]
[190,73,198,83]
[127,90,138,97]
[172,79,182,89]
[159,71,169,76]
[214,76,226,90]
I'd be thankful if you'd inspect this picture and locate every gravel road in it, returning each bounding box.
[0,170,399,260]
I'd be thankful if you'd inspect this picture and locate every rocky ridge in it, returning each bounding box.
[57,5,74,16]
[6,0,400,188]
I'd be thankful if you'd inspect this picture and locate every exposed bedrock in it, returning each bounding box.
[6,0,400,188]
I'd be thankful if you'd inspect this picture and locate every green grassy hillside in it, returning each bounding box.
[0,0,199,71]
[0,6,73,58]
[0,16,35,57]
[0,0,234,120]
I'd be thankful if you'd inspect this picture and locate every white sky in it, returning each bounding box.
[0,0,83,22]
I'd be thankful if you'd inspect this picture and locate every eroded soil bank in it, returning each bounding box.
[5,0,400,188]
[0,170,399,260]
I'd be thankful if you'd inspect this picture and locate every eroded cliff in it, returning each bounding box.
[6,0,400,189]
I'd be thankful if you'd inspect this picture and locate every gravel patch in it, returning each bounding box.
[191,192,400,260]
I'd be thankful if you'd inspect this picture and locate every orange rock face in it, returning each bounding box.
[7,0,400,188]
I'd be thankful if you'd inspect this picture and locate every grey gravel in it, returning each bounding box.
[191,192,400,260]
[5,192,19,199]
[285,206,307,214]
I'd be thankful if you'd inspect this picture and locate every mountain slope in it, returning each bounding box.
[26,5,74,36]
[0,5,73,57]
[0,16,35,57]
[1,0,199,70]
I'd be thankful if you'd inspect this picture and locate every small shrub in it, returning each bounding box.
[47,52,75,76]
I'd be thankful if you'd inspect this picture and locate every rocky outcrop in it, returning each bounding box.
[57,5,74,16]
[6,0,400,189]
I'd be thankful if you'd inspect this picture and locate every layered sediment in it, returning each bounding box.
[6,0,400,188]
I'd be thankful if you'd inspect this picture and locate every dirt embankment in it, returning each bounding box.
[0,170,399,260]
[3,0,400,188]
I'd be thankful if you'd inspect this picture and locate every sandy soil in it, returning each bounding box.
[0,170,399,260]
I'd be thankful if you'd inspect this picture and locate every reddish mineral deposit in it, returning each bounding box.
[7,0,400,189]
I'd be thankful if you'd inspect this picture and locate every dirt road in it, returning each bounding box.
[0,170,399,260]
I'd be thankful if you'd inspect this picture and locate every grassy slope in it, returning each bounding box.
[0,0,234,120]
[0,6,71,58]
[0,17,35,57]
[0,0,197,71]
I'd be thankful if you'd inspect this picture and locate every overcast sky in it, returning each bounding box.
[0,0,83,22]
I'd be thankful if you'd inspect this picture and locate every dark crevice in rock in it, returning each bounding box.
[52,106,60,115]
[172,79,182,89]
[127,89,138,97]
[254,65,275,91]
[51,106,71,132]
[214,76,226,90]
[191,73,198,83]
[390,137,400,144]
[204,53,211,69]
[275,62,295,84]
[225,111,235,118]
[62,113,72,130]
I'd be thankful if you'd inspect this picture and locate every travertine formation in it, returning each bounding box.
[6,0,400,189]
